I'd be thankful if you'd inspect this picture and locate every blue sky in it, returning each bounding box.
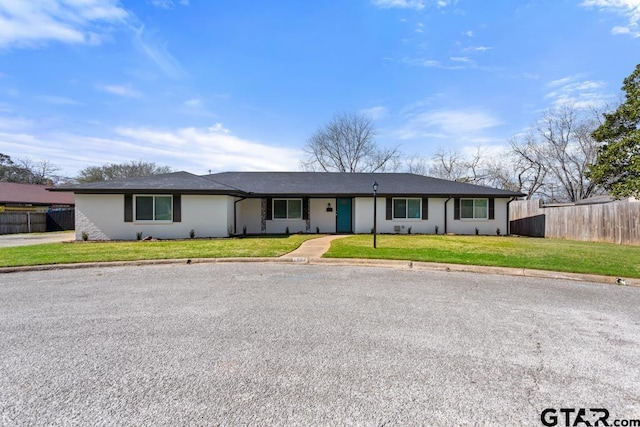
[0,0,638,177]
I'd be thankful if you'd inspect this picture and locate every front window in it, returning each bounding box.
[393,198,421,219]
[135,195,173,221]
[273,199,302,220]
[461,198,488,219]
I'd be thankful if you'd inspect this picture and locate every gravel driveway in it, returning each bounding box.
[1,264,639,426]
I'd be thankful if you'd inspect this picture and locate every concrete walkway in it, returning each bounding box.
[280,235,350,259]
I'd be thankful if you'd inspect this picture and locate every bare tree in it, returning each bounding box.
[427,148,468,181]
[404,153,428,176]
[507,133,548,199]
[427,147,488,184]
[510,105,602,202]
[0,153,61,185]
[77,161,173,183]
[301,112,400,172]
[16,158,61,185]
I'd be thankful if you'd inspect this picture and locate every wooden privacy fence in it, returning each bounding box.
[46,209,75,231]
[0,209,75,235]
[0,212,46,234]
[509,199,640,245]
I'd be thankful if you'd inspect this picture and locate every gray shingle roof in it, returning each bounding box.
[49,171,243,194]
[207,172,524,197]
[51,171,524,197]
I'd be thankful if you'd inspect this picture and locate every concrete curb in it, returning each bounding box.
[1,256,638,287]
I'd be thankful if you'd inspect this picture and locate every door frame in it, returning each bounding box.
[335,197,353,233]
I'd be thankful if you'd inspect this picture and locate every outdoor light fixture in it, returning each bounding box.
[326,202,333,212]
[373,181,378,249]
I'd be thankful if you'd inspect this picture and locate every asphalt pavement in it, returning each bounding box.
[1,263,639,426]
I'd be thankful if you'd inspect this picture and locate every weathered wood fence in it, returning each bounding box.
[509,199,640,245]
[0,212,46,234]
[0,209,75,235]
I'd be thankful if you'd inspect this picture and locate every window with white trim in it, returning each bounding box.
[273,199,302,220]
[460,198,488,219]
[393,198,421,219]
[135,195,173,221]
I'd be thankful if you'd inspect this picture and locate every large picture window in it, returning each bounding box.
[135,195,173,221]
[393,198,421,219]
[460,198,488,219]
[273,199,302,220]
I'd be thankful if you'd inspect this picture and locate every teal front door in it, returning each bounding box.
[336,198,352,233]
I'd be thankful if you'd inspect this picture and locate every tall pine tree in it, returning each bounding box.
[588,64,640,198]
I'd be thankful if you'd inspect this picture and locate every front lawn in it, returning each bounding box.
[0,235,320,267]
[324,235,640,278]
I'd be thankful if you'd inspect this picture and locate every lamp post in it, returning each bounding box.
[372,181,378,249]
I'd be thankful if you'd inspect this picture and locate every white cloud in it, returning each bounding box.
[183,98,202,108]
[611,25,633,33]
[0,117,302,175]
[371,0,457,9]
[0,0,129,48]
[462,30,474,37]
[581,0,640,37]
[133,26,185,79]
[544,76,609,108]
[99,84,142,98]
[110,125,302,172]
[403,57,472,70]
[371,0,425,10]
[0,115,34,131]
[38,95,81,105]
[421,59,442,67]
[149,0,190,9]
[462,45,492,53]
[396,108,503,140]
[360,106,389,120]
[450,56,473,63]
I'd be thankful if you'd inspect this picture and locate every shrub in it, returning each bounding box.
[434,225,439,235]
[228,226,234,237]
[285,226,290,235]
[136,232,143,241]
[496,228,501,236]
[189,229,195,239]
[81,231,88,241]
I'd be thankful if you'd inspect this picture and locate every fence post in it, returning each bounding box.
[27,212,31,233]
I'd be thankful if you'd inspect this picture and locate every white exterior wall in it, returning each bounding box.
[446,198,510,235]
[75,194,513,240]
[310,198,336,233]
[354,197,445,234]
[236,198,262,234]
[266,219,306,234]
[75,194,233,240]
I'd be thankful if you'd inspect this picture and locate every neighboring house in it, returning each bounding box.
[0,182,75,211]
[49,171,524,241]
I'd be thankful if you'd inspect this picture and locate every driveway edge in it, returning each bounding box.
[0,257,638,287]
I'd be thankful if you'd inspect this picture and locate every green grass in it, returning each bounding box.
[324,235,640,278]
[0,235,320,268]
